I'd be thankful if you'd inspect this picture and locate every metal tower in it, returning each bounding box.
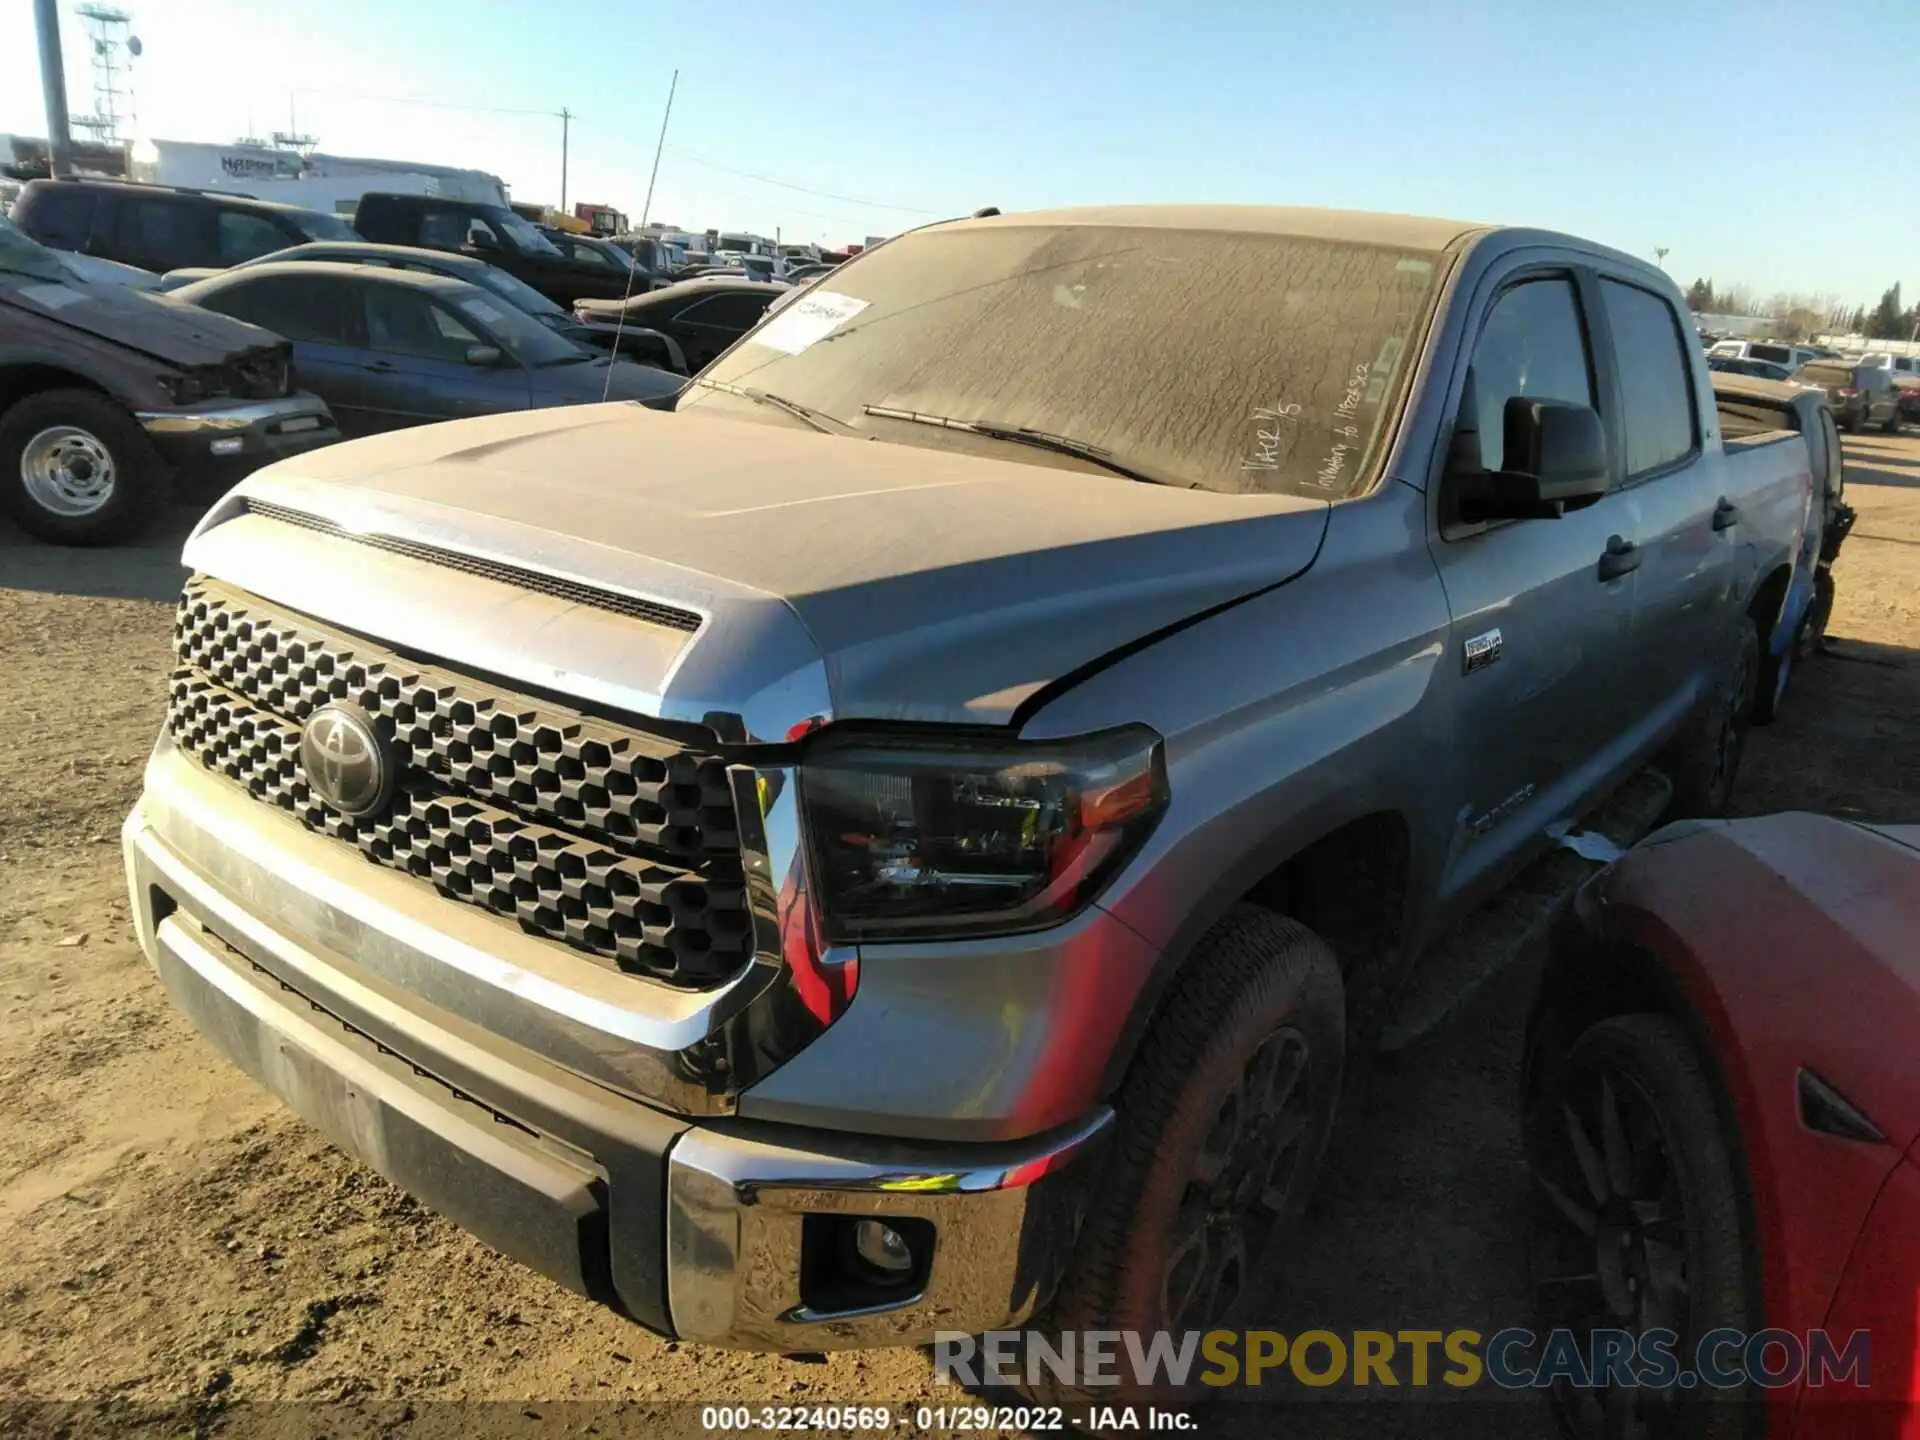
[68,4,138,147]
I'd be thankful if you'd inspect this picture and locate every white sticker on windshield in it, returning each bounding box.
[19,282,85,310]
[749,290,869,355]
[462,298,510,325]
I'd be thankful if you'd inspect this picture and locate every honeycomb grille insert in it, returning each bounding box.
[166,578,752,988]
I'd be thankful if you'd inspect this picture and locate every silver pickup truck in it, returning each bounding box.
[123,206,1810,1365]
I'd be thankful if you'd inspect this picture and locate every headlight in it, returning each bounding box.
[799,726,1167,944]
[158,371,217,405]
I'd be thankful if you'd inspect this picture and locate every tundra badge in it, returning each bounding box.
[1463,628,1503,675]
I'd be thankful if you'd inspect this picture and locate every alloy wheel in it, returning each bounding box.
[1161,1027,1315,1331]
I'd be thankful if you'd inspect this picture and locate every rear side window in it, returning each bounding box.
[226,274,362,345]
[127,198,210,270]
[20,185,97,249]
[1747,343,1791,364]
[1598,279,1697,477]
[217,210,294,264]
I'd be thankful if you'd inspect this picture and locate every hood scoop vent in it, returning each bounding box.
[243,499,705,633]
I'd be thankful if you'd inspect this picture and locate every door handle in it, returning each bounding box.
[1597,534,1641,581]
[363,360,397,374]
[1712,497,1740,531]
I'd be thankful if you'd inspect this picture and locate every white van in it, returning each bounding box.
[1708,339,1820,372]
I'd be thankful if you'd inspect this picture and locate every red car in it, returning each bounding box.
[1524,811,1920,1438]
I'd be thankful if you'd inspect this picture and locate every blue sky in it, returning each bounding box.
[5,0,1916,305]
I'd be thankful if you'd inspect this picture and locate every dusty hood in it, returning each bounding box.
[0,270,284,366]
[186,402,1327,734]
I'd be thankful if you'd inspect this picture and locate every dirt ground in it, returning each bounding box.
[1,435,1917,1438]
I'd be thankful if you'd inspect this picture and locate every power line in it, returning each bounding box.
[664,150,941,215]
[291,87,564,119]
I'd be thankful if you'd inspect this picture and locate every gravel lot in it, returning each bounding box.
[2,434,1916,1437]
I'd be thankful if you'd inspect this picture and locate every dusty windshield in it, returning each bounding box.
[682,222,1444,497]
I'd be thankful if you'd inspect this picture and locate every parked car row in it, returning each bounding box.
[1704,339,1907,434]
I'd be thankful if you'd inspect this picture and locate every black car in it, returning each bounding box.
[572,277,789,372]
[351,193,642,308]
[173,263,683,438]
[11,177,358,275]
[537,228,654,284]
[782,261,841,284]
[154,242,689,372]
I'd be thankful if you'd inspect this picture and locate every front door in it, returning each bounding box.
[352,281,530,432]
[1428,268,1641,904]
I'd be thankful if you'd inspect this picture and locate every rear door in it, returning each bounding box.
[202,272,371,431]
[118,194,219,272]
[353,281,531,432]
[1588,274,1734,745]
[1428,263,1642,898]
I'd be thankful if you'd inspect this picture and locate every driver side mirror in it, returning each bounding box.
[464,344,504,368]
[1451,397,1610,523]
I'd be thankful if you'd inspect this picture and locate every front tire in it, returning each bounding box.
[1526,1014,1763,1440]
[1660,619,1757,819]
[1025,907,1345,1404]
[0,388,162,545]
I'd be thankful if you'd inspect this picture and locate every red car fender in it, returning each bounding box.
[1590,821,1920,1359]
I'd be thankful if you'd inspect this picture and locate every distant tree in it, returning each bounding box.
[1848,305,1870,335]
[1866,284,1903,340]
[1684,277,1715,312]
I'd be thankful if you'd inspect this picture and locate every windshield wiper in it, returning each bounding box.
[860,405,1189,487]
[695,378,852,435]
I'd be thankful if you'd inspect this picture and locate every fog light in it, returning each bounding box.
[853,1220,914,1278]
[209,437,244,456]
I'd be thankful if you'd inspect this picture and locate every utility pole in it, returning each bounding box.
[559,107,571,213]
[1654,247,1670,271]
[34,0,75,178]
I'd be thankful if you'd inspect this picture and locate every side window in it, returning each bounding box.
[237,274,361,345]
[1463,276,1594,473]
[21,186,97,249]
[1598,279,1697,477]
[677,293,775,330]
[417,209,470,248]
[464,216,501,248]
[217,210,295,265]
[126,198,210,270]
[361,285,480,361]
[568,243,619,270]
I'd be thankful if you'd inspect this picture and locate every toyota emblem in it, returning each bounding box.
[299,702,395,818]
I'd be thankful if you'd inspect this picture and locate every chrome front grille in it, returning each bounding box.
[165,577,753,988]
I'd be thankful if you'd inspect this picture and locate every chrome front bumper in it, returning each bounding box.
[124,762,1113,1349]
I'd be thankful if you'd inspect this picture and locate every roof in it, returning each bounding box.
[179,260,481,297]
[274,241,484,271]
[933,204,1489,252]
[22,176,339,219]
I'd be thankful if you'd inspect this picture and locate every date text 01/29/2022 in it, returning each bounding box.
[699,1405,1185,1432]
